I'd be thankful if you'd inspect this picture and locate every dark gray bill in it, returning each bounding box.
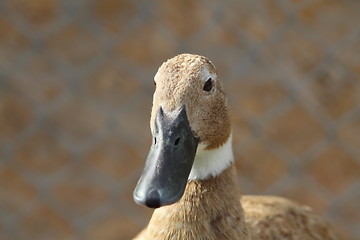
[133,106,198,208]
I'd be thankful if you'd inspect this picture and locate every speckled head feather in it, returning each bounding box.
[151,54,231,150]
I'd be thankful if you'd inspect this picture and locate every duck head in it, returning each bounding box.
[134,54,232,208]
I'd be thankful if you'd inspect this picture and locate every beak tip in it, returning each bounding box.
[145,188,161,208]
[134,188,161,209]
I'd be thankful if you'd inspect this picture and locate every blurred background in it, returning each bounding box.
[0,0,360,239]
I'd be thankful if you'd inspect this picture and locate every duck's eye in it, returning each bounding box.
[154,81,156,88]
[203,78,213,92]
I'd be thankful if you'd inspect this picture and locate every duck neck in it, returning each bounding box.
[145,164,250,240]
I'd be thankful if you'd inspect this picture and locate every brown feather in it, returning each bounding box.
[242,196,339,240]
[134,165,339,240]
[134,165,249,240]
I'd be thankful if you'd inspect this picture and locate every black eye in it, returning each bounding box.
[154,81,156,88]
[203,78,213,92]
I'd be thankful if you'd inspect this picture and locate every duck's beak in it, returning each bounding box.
[133,106,198,208]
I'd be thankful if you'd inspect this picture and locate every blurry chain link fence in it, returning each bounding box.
[0,0,360,239]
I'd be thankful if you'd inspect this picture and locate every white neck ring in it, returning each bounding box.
[188,135,234,180]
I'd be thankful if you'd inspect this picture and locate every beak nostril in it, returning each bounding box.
[174,137,180,146]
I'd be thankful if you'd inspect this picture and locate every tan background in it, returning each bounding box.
[1,0,360,239]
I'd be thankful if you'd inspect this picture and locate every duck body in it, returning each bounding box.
[134,165,338,240]
[242,195,338,240]
[133,54,339,240]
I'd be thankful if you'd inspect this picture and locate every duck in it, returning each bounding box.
[133,54,339,240]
